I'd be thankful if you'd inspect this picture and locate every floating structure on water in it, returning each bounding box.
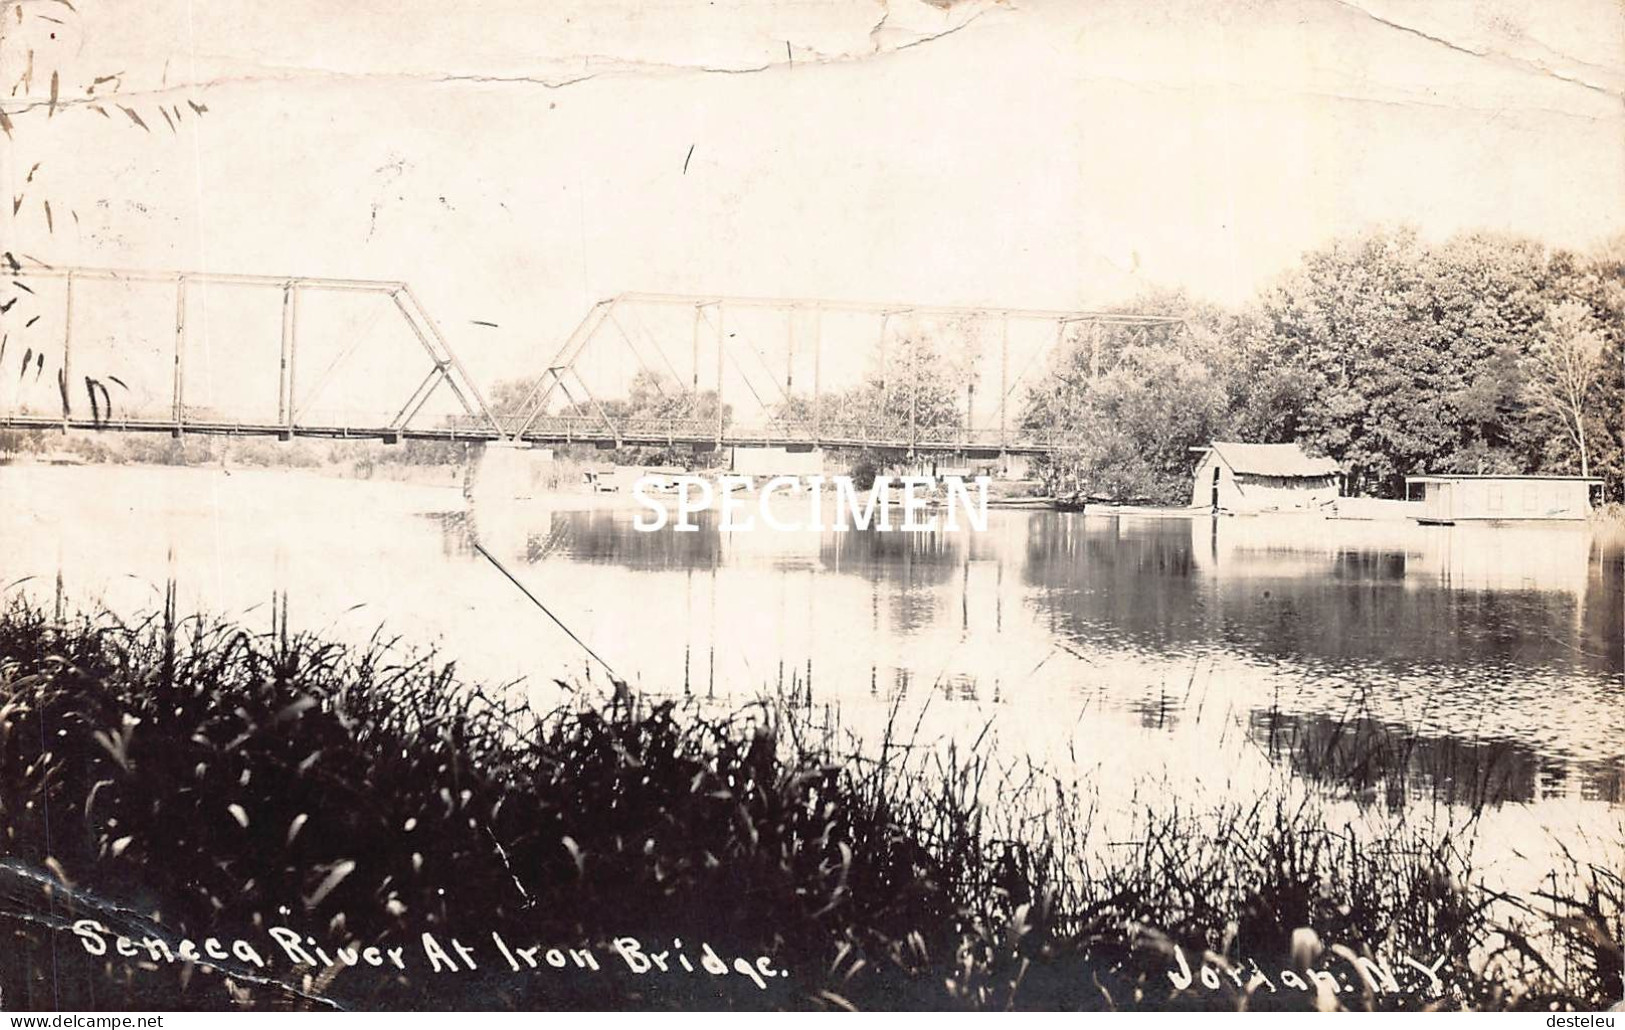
[1403,474,1604,524]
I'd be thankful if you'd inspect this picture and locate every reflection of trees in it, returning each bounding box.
[1020,516,1205,648]
[815,523,968,582]
[525,510,724,568]
[467,504,984,582]
[1019,516,1612,677]
[1250,709,1621,806]
[1023,516,1622,805]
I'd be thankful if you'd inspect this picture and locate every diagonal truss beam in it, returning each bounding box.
[0,265,507,442]
[510,291,1187,451]
[508,299,617,437]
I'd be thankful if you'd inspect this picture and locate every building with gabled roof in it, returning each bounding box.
[1190,442,1341,513]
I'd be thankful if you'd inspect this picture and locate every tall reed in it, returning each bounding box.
[0,599,1617,1011]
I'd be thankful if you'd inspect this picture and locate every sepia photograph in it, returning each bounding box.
[0,0,1621,1015]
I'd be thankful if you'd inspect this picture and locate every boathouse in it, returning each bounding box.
[1190,442,1341,513]
[1403,475,1603,523]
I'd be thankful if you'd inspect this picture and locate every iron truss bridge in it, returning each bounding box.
[0,268,1186,456]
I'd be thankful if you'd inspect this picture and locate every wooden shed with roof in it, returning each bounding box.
[1190,442,1342,513]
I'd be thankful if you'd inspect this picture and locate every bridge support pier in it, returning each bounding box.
[466,440,557,506]
[1000,452,1034,480]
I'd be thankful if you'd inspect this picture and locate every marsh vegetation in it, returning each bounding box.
[0,599,1618,1011]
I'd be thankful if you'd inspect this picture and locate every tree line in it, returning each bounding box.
[1027,227,1623,504]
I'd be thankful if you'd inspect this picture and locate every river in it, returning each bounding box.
[2,463,1621,852]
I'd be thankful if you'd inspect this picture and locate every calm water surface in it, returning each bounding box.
[3,465,1621,820]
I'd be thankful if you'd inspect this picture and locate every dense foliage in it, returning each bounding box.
[1034,229,1625,503]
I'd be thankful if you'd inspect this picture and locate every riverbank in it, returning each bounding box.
[0,600,1618,1011]
[1593,503,1625,534]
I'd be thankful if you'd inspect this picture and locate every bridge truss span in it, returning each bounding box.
[0,266,505,444]
[498,291,1188,456]
[0,268,1187,456]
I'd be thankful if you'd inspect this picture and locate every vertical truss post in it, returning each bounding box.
[966,372,975,447]
[278,282,297,434]
[785,306,795,393]
[59,272,74,425]
[172,277,187,435]
[811,306,823,442]
[969,311,987,448]
[714,302,726,445]
[690,303,702,393]
[689,302,703,430]
[878,312,890,402]
[966,322,977,450]
[908,337,917,457]
[999,313,1010,452]
[1053,317,1069,451]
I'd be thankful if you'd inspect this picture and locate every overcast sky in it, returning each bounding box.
[1,0,1621,391]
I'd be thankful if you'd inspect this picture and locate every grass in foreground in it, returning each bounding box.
[0,598,1619,1011]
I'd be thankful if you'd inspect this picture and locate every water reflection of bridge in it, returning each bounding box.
[0,266,1184,455]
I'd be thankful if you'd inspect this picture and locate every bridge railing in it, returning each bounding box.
[447,412,1067,452]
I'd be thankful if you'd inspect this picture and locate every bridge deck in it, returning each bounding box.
[0,415,1060,455]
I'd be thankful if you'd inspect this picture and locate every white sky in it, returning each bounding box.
[2,0,1622,391]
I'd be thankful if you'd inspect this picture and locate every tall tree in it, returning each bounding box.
[1024,292,1224,503]
[1522,301,1607,477]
